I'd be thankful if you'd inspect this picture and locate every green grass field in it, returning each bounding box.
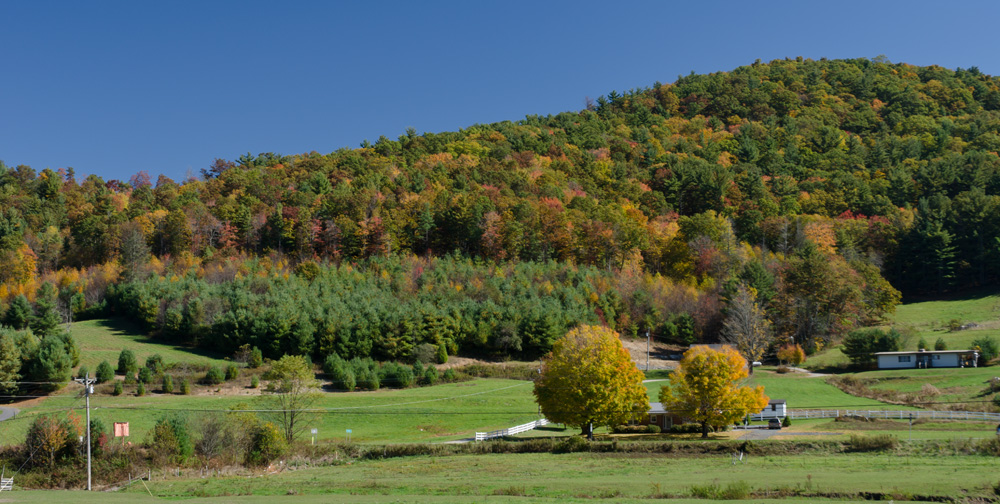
[71,318,231,371]
[6,451,995,502]
[0,378,540,447]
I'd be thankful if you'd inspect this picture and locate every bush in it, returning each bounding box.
[669,423,706,434]
[137,366,152,384]
[151,415,194,463]
[145,354,164,375]
[782,416,791,427]
[776,344,806,366]
[423,365,438,386]
[162,374,174,394]
[554,435,590,453]
[918,337,929,350]
[203,366,225,385]
[136,381,146,396]
[181,378,192,395]
[95,360,114,383]
[437,343,449,364]
[992,395,1000,408]
[934,337,948,351]
[842,328,902,366]
[775,365,791,374]
[225,363,240,381]
[116,349,138,376]
[973,336,999,366]
[352,357,379,390]
[77,365,89,380]
[848,433,898,452]
[443,368,456,381]
[248,346,263,369]
[250,375,259,388]
[646,424,661,434]
[378,361,414,388]
[246,421,287,466]
[324,354,356,390]
[413,343,437,364]
[25,413,79,468]
[612,424,650,434]
[113,381,123,396]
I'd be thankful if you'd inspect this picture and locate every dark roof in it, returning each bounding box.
[874,350,975,356]
[768,399,786,405]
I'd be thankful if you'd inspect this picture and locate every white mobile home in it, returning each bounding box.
[750,399,786,420]
[874,349,978,370]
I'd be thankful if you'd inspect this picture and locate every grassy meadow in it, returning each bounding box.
[71,318,231,371]
[7,451,998,502]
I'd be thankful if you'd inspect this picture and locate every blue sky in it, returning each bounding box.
[3,1,1000,182]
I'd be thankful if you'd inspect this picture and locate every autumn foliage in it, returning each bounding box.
[533,326,649,437]
[660,345,768,438]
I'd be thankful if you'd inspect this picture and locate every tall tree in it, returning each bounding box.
[533,325,648,439]
[721,284,772,375]
[257,355,320,442]
[660,345,768,438]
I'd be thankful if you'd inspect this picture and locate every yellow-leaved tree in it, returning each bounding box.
[533,325,649,439]
[660,345,768,438]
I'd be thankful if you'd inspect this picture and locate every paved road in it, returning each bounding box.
[0,407,18,422]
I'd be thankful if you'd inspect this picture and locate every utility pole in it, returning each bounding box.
[645,330,650,372]
[74,372,96,491]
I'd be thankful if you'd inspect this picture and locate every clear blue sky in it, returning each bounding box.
[3,1,1000,182]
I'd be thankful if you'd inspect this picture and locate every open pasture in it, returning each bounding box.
[71,318,231,371]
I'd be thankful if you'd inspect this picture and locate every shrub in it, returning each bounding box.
[162,374,174,394]
[124,373,137,384]
[918,337,928,350]
[413,343,437,364]
[248,346,263,369]
[151,415,194,464]
[992,395,1000,408]
[203,366,225,385]
[77,365,89,380]
[25,413,79,468]
[842,328,901,366]
[646,424,661,434]
[554,435,590,453]
[423,365,438,386]
[113,381,123,396]
[848,433,898,452]
[776,365,791,374]
[136,381,146,396]
[934,337,948,351]
[116,349,138,376]
[250,375,259,388]
[181,378,192,395]
[973,336,999,366]
[443,368,456,381]
[352,357,379,390]
[95,360,114,383]
[612,424,650,434]
[225,363,240,381]
[324,354,356,390]
[437,343,449,364]
[246,421,287,466]
[378,361,414,388]
[412,360,424,379]
[145,354,164,375]
[776,344,806,366]
[782,416,791,427]
[137,366,152,384]
[947,319,963,332]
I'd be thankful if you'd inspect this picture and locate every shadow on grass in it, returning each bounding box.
[94,317,229,362]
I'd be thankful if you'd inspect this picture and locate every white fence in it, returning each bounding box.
[475,419,550,441]
[0,477,11,492]
[788,409,1000,422]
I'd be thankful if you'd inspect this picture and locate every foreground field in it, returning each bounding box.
[8,450,999,503]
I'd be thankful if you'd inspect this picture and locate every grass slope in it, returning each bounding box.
[71,318,231,371]
[0,379,539,447]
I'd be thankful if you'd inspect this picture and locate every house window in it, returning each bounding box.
[933,355,941,360]
[771,404,776,411]
[898,356,911,363]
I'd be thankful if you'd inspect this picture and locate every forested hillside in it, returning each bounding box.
[3,57,1000,366]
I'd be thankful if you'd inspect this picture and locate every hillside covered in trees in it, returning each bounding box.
[3,56,1000,368]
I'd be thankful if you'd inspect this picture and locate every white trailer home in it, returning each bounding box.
[874,349,978,370]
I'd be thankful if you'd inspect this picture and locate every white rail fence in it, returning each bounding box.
[475,419,550,441]
[787,409,1000,422]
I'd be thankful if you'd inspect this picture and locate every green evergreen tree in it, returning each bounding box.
[3,295,32,329]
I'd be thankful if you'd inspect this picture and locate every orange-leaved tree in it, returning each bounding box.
[533,325,649,439]
[660,345,768,438]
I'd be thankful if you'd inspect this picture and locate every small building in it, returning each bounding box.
[642,402,683,430]
[874,349,978,370]
[750,399,786,420]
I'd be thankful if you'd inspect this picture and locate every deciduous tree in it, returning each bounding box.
[721,284,772,375]
[533,325,648,439]
[258,355,320,442]
[660,345,768,438]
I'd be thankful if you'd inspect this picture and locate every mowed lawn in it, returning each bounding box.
[71,318,231,371]
[54,451,1000,502]
[0,378,540,446]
